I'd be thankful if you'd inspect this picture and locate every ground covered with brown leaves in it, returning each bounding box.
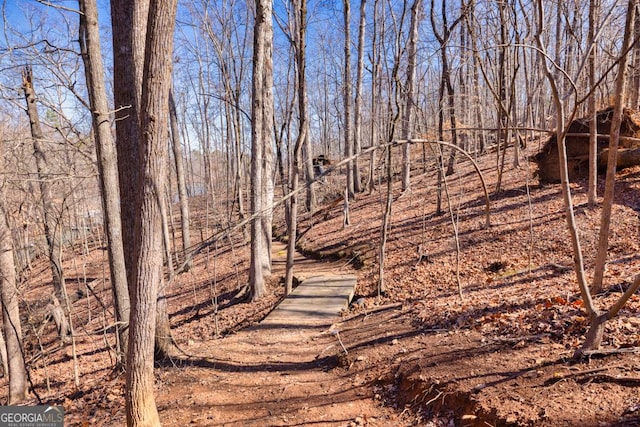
[2,146,640,426]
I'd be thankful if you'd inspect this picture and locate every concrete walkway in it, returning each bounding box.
[260,241,356,327]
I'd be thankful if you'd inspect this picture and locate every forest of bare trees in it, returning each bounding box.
[0,0,639,425]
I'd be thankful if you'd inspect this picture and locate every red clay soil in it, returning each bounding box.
[2,146,640,426]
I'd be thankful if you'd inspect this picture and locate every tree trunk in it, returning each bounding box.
[125,0,178,425]
[154,288,175,359]
[494,0,509,192]
[262,92,274,276]
[353,0,366,194]
[629,3,640,109]
[535,0,600,354]
[430,0,461,179]
[344,0,354,200]
[0,324,7,376]
[285,151,301,295]
[587,0,599,206]
[302,131,317,214]
[401,0,421,192]
[464,0,486,154]
[0,189,27,403]
[111,0,148,298]
[169,90,191,270]
[378,146,392,296]
[378,2,404,295]
[365,0,381,194]
[79,0,130,364]
[160,193,174,277]
[22,67,71,342]
[592,0,635,295]
[286,0,310,293]
[249,0,275,300]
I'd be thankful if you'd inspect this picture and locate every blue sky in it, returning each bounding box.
[1,0,112,38]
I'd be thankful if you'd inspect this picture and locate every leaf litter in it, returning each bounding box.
[3,151,640,426]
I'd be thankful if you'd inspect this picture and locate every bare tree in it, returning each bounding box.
[169,90,191,270]
[249,0,275,300]
[535,0,640,356]
[494,0,509,192]
[284,0,311,294]
[353,0,367,194]
[0,154,27,403]
[591,1,635,295]
[21,67,71,342]
[365,0,381,194]
[430,0,461,178]
[587,0,600,206]
[344,0,354,200]
[401,0,421,192]
[78,0,130,363]
[111,0,146,298]
[195,2,251,222]
[378,1,406,295]
[121,0,179,424]
[629,3,640,109]
[111,0,178,361]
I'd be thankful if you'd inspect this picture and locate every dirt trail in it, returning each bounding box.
[156,324,405,426]
[155,242,406,426]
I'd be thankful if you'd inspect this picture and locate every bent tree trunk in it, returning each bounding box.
[535,0,639,358]
[22,67,71,342]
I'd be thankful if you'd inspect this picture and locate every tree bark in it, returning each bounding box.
[629,3,640,109]
[249,0,275,300]
[302,139,316,213]
[0,324,7,376]
[79,0,130,363]
[154,288,175,359]
[0,189,27,403]
[125,0,178,425]
[111,0,148,299]
[378,2,405,295]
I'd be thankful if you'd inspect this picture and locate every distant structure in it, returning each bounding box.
[312,155,332,182]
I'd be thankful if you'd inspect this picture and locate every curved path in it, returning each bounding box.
[155,242,405,426]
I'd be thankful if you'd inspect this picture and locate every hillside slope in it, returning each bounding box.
[3,147,640,426]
